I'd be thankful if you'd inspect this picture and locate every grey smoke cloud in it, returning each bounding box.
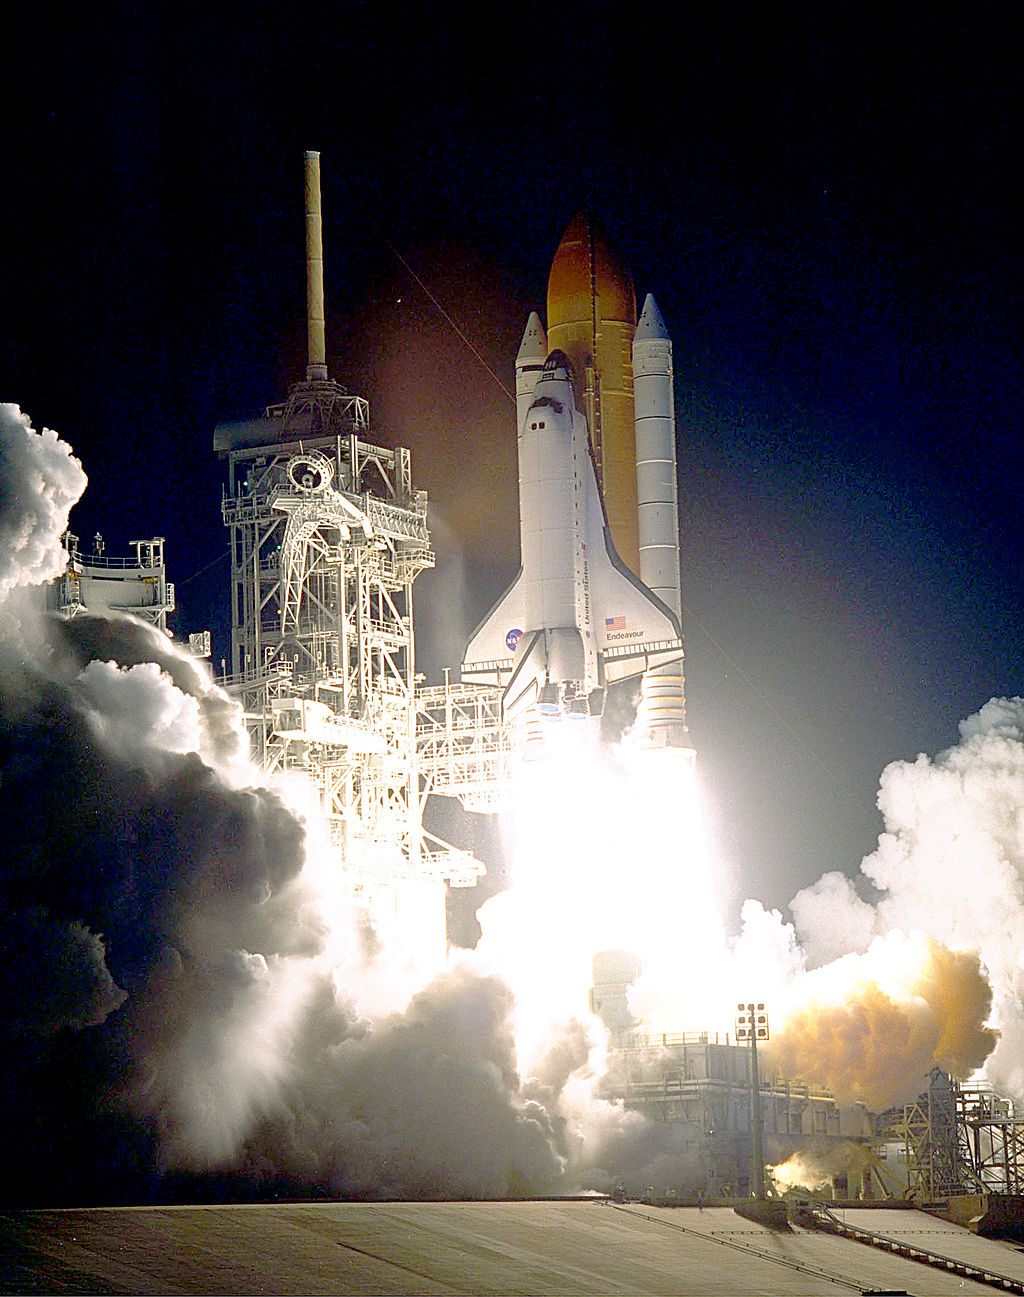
[0,404,1014,1207]
[231,968,566,1198]
[6,908,126,1034]
[0,613,323,1179]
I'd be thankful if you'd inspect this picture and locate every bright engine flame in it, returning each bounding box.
[471,723,736,1066]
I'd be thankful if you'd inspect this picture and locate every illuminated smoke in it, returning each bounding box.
[765,934,996,1107]
[791,699,1024,1096]
[772,1144,874,1193]
[0,405,1014,1205]
[0,404,86,603]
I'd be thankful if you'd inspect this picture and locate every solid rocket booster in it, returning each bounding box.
[633,293,687,745]
[633,293,681,615]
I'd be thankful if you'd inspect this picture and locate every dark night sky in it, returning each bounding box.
[4,3,1022,919]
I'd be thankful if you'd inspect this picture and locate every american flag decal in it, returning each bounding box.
[605,615,626,630]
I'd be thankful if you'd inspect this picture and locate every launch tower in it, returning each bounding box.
[215,153,482,920]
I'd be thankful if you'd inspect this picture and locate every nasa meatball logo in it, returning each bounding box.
[506,628,523,652]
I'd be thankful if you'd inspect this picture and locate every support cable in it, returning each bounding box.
[386,241,516,405]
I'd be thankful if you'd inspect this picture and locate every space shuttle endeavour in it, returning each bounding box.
[462,215,691,750]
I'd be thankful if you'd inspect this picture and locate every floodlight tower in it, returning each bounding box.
[736,1001,770,1200]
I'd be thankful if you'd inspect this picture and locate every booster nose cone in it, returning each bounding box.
[635,292,669,343]
[516,311,548,367]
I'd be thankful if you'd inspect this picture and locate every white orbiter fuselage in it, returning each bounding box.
[461,349,683,720]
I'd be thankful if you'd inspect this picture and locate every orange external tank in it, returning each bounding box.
[546,213,639,575]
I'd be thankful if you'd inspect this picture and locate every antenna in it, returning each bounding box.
[304,151,328,381]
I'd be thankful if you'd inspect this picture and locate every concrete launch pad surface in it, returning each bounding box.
[838,1206,1024,1279]
[1,1199,1019,1295]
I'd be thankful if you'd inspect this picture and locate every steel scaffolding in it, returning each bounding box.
[876,1068,1024,1200]
[415,679,512,813]
[55,533,175,631]
[216,379,482,899]
[957,1081,1024,1194]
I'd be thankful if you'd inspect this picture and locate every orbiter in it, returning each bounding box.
[462,215,690,749]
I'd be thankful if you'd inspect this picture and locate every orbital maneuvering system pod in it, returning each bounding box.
[462,215,691,751]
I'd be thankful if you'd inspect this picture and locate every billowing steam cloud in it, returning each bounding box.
[0,405,86,602]
[1,407,703,1204]
[0,402,1015,1207]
